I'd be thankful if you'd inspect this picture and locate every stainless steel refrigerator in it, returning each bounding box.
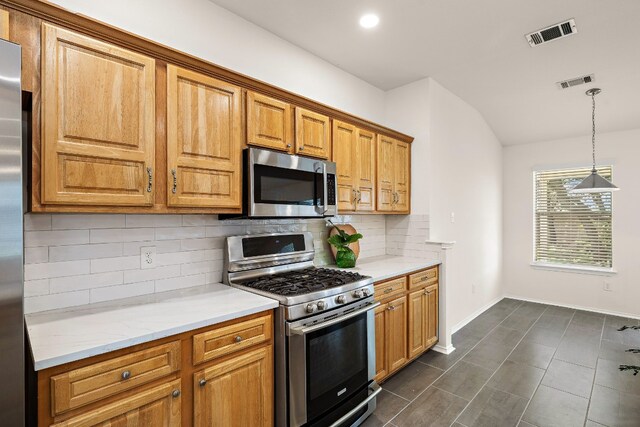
[0,38,24,426]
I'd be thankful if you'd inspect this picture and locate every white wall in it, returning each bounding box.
[503,128,640,318]
[384,78,504,331]
[48,0,386,122]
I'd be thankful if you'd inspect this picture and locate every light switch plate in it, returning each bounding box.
[141,246,156,269]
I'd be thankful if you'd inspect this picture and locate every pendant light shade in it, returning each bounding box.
[570,88,619,193]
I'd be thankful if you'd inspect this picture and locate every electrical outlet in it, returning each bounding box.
[603,281,613,292]
[450,212,455,223]
[140,246,156,269]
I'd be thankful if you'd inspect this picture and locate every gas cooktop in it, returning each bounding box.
[237,267,368,297]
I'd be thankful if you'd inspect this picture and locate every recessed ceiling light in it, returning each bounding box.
[359,14,379,29]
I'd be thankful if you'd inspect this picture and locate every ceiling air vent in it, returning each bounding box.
[526,19,577,47]
[557,74,594,90]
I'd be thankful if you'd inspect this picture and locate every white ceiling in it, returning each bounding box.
[209,0,640,145]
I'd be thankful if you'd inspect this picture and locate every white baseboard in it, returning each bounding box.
[451,295,504,334]
[504,294,640,320]
[431,343,456,355]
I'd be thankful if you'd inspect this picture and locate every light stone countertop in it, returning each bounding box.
[326,255,441,282]
[25,284,278,371]
[25,255,440,371]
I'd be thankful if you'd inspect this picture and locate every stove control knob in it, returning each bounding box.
[353,290,363,299]
[362,288,370,297]
[317,301,327,310]
[335,295,346,304]
[306,303,317,314]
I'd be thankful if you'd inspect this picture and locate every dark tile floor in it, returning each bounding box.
[363,298,640,427]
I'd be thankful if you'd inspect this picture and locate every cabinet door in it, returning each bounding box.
[355,129,376,212]
[194,345,273,427]
[393,141,411,213]
[295,107,330,159]
[407,290,426,359]
[51,380,181,427]
[246,91,292,152]
[387,295,408,373]
[41,23,155,206]
[332,120,357,211]
[373,302,388,383]
[376,135,395,212]
[425,285,439,347]
[166,65,242,208]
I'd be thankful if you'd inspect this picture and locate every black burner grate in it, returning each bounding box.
[238,268,367,296]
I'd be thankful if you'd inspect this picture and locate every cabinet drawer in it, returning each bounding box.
[409,267,438,289]
[374,277,406,301]
[51,341,181,416]
[193,314,272,365]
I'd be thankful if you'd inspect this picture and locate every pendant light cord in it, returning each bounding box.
[591,91,597,171]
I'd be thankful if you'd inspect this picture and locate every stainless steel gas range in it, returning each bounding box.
[224,232,381,427]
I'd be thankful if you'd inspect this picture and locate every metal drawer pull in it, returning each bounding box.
[199,379,207,387]
[328,383,381,427]
[384,287,393,293]
[288,301,380,335]
[234,335,243,343]
[171,169,177,194]
[146,167,153,192]
[172,389,180,398]
[388,305,396,311]
[121,370,131,380]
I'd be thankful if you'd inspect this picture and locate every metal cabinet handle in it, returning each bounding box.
[146,167,153,193]
[388,305,395,311]
[171,169,177,194]
[234,335,243,343]
[199,379,207,387]
[384,288,393,294]
[172,389,181,398]
[287,143,292,148]
[299,146,304,151]
[357,190,362,202]
[121,370,131,380]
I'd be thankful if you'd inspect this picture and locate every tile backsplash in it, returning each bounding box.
[23,213,390,313]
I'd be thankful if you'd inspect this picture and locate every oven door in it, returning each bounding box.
[248,147,336,217]
[286,300,379,426]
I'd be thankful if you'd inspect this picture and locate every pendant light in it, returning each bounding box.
[570,88,619,193]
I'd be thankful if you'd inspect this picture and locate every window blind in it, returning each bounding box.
[534,166,613,268]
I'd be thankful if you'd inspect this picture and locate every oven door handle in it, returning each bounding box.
[288,301,380,335]
[329,382,382,427]
[315,161,328,215]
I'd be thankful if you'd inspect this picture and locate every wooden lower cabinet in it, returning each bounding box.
[37,311,273,427]
[374,267,439,383]
[407,285,439,359]
[51,379,182,427]
[193,345,273,427]
[374,295,407,382]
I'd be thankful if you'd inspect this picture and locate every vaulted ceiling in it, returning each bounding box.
[209,0,640,145]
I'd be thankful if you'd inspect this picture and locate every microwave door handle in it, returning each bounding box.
[315,162,328,214]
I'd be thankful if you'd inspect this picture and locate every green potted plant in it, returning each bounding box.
[327,221,363,268]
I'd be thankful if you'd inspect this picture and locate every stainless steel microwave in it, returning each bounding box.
[243,147,337,218]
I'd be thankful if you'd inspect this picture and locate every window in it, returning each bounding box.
[534,166,613,268]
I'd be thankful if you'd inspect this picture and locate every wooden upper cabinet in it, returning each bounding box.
[51,380,182,427]
[394,141,411,213]
[194,345,273,427]
[246,91,293,152]
[355,129,376,212]
[41,23,156,206]
[295,107,330,159]
[333,121,377,213]
[376,135,395,212]
[332,120,357,211]
[376,135,410,213]
[166,65,242,209]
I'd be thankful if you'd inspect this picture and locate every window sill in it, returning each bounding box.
[530,262,617,276]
